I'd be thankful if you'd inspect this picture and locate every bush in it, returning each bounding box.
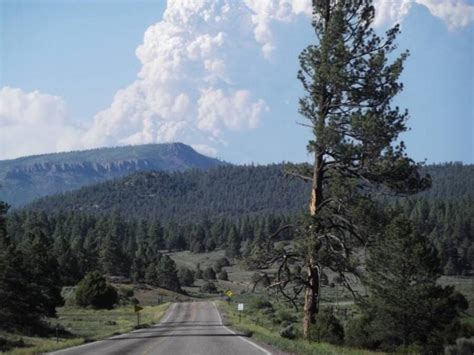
[203,267,217,280]
[200,281,218,294]
[195,266,203,279]
[75,272,118,309]
[345,316,374,349]
[251,272,270,288]
[214,257,230,273]
[276,309,297,324]
[120,287,134,298]
[178,267,194,286]
[253,298,273,310]
[308,308,344,345]
[280,324,296,339]
[217,270,229,281]
[445,338,474,355]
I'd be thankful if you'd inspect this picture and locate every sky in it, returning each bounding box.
[0,0,473,164]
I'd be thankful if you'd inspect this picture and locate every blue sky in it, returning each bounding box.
[0,0,473,164]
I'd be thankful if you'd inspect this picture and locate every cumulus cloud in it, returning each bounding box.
[374,0,474,29]
[2,0,472,160]
[0,87,82,160]
[243,0,311,57]
[77,0,472,159]
[191,144,218,157]
[81,0,275,154]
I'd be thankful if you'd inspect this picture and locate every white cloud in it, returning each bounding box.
[243,0,311,58]
[416,0,474,29]
[373,0,413,28]
[374,0,474,29]
[191,143,218,157]
[77,0,472,158]
[1,0,472,160]
[81,0,273,154]
[197,88,267,137]
[0,87,82,160]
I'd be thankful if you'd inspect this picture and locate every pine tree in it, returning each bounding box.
[0,202,34,331]
[99,231,124,276]
[203,266,217,280]
[21,228,64,318]
[356,215,468,352]
[251,0,430,338]
[225,225,241,259]
[155,255,181,292]
[148,220,165,251]
[75,272,118,309]
[54,236,82,285]
[178,266,194,286]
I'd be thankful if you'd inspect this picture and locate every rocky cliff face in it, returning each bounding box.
[0,143,225,207]
[5,159,154,179]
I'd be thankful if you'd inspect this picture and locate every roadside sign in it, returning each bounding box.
[225,289,234,297]
[134,305,143,313]
[237,303,244,311]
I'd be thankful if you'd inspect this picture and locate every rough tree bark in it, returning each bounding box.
[303,151,324,338]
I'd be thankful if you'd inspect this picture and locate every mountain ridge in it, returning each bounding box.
[0,143,226,207]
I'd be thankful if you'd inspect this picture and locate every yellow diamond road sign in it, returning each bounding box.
[225,289,234,297]
[134,305,143,313]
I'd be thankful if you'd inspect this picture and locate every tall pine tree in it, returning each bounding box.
[353,215,468,353]
[250,0,430,338]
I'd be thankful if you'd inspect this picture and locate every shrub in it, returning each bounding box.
[253,298,273,310]
[217,270,229,281]
[75,272,118,309]
[117,286,134,300]
[308,308,344,345]
[200,281,218,294]
[345,316,374,349]
[280,324,296,339]
[178,267,194,286]
[251,272,270,288]
[276,309,297,324]
[214,257,230,273]
[195,266,203,279]
[203,267,217,280]
[445,338,474,355]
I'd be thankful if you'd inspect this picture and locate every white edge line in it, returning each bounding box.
[49,303,177,354]
[212,301,272,355]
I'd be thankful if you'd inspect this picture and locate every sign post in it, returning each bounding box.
[237,303,244,323]
[134,304,143,327]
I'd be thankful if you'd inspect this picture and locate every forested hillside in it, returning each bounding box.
[26,164,310,220]
[15,162,474,275]
[26,162,474,221]
[0,143,225,206]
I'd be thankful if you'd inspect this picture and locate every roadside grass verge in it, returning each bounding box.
[1,303,170,355]
[217,299,381,355]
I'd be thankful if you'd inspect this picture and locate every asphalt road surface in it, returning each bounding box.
[50,302,272,355]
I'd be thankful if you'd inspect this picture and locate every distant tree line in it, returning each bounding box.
[25,163,473,222]
[5,209,293,287]
[5,196,473,287]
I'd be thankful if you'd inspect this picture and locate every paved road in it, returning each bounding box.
[50,302,272,355]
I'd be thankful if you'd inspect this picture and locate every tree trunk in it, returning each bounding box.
[303,257,320,338]
[303,151,324,338]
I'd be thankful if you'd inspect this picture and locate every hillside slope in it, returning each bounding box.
[25,163,473,223]
[0,143,225,206]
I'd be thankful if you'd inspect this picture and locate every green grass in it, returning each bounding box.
[168,250,277,296]
[1,303,170,355]
[218,300,381,355]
